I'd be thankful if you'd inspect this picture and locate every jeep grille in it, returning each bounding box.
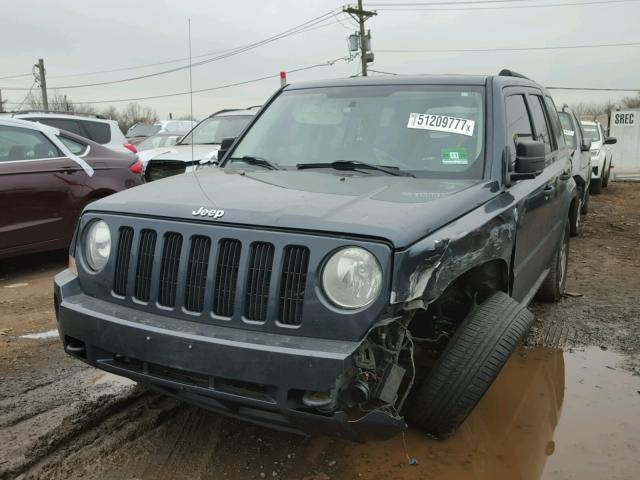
[112,227,309,326]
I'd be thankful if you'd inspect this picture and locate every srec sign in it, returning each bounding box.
[613,111,636,126]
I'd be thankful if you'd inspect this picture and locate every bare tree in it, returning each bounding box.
[621,92,640,109]
[119,102,159,133]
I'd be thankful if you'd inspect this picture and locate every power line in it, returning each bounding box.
[374,0,639,10]
[3,56,351,106]
[369,0,566,5]
[0,11,345,90]
[380,41,640,53]
[547,86,640,91]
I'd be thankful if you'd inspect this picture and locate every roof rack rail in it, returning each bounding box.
[498,69,531,80]
[7,109,107,119]
[208,108,240,117]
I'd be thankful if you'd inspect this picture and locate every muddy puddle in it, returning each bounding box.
[9,345,636,480]
[304,346,640,480]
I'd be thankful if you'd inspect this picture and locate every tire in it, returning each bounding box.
[581,186,589,215]
[536,221,569,302]
[590,177,602,194]
[602,164,610,188]
[406,291,534,438]
[569,193,581,237]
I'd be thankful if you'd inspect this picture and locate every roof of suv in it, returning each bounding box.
[284,71,546,91]
[7,112,116,124]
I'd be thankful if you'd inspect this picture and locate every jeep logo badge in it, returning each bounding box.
[192,207,225,219]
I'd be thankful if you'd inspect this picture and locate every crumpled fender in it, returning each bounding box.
[390,191,517,307]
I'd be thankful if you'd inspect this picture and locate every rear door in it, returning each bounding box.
[540,95,572,247]
[0,124,86,254]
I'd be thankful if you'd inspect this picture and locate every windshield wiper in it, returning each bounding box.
[229,155,281,170]
[297,160,415,177]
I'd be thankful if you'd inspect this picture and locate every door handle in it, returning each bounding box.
[60,167,75,175]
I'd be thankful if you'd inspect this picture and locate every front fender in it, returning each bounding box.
[390,190,517,307]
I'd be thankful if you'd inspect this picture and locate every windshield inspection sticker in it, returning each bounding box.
[407,113,475,136]
[441,148,468,165]
[563,129,575,136]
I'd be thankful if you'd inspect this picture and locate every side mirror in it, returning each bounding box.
[580,141,591,152]
[512,139,545,180]
[604,137,617,145]
[218,137,236,162]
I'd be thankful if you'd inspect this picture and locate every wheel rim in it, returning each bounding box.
[558,233,568,288]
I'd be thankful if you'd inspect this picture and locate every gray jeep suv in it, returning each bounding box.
[54,70,575,441]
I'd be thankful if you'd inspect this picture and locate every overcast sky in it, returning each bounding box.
[2,0,638,119]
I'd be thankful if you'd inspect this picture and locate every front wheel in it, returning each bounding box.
[590,177,602,194]
[406,291,534,438]
[536,221,570,302]
[581,186,590,215]
[602,163,611,188]
[569,193,582,237]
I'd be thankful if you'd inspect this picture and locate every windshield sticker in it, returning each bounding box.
[563,129,575,136]
[407,113,475,136]
[441,148,468,165]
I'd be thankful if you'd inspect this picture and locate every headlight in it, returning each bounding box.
[85,220,111,271]
[322,247,382,309]
[591,149,600,157]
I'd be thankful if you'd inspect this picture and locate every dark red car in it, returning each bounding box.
[0,118,144,259]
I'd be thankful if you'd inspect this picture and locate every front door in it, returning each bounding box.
[504,89,565,301]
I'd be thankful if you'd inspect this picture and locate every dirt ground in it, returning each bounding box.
[1,183,639,480]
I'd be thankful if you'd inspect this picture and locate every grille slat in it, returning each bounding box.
[245,242,274,322]
[158,233,183,307]
[113,227,134,296]
[184,236,211,312]
[279,246,309,326]
[213,239,241,317]
[134,230,157,301]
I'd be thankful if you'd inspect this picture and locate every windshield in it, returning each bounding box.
[180,115,253,145]
[127,123,161,137]
[581,124,601,143]
[558,112,577,149]
[230,85,485,178]
[137,134,181,151]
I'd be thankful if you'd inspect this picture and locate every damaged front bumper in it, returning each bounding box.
[53,269,406,441]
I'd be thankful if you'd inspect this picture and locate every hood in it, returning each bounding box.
[89,168,500,248]
[149,144,220,163]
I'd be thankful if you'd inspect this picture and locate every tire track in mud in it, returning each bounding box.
[140,408,222,480]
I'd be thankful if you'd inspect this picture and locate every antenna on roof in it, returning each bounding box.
[188,18,194,165]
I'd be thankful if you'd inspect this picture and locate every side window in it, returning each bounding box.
[0,125,60,162]
[558,112,577,149]
[81,120,111,144]
[33,118,83,136]
[528,95,553,154]
[544,96,565,149]
[505,94,534,165]
[58,135,89,155]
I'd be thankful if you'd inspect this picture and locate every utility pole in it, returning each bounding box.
[343,1,376,76]
[36,58,49,111]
